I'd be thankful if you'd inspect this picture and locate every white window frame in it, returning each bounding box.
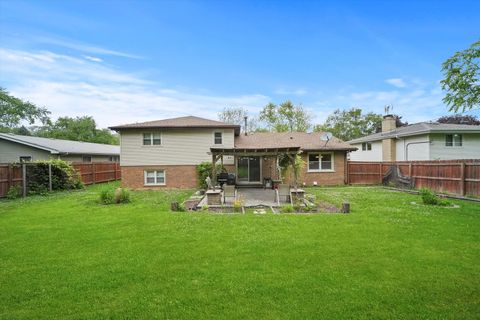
[82,156,92,163]
[142,132,162,146]
[307,152,335,172]
[144,170,166,186]
[445,134,462,147]
[214,131,223,145]
[362,142,372,151]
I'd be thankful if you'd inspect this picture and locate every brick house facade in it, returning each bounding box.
[110,116,356,189]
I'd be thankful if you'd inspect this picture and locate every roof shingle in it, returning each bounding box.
[0,133,120,155]
[109,116,240,131]
[234,132,357,151]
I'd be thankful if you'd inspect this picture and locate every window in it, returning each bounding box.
[109,156,119,162]
[143,132,161,145]
[445,134,462,147]
[308,153,334,172]
[362,142,372,151]
[19,156,32,163]
[82,156,92,162]
[214,132,223,144]
[144,170,166,185]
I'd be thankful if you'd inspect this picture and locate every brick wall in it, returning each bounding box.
[285,151,346,186]
[121,165,198,189]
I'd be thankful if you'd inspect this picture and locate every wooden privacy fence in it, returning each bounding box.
[72,162,121,185]
[348,160,480,197]
[0,162,121,198]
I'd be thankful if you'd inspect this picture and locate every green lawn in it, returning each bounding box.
[1,183,479,319]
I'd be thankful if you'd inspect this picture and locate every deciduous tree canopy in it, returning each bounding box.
[259,101,312,132]
[437,114,480,125]
[36,116,119,145]
[441,40,480,112]
[0,88,51,132]
[314,108,382,141]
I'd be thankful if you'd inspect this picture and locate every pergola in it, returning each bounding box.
[209,147,301,185]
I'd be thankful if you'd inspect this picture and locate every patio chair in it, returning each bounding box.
[223,185,237,204]
[277,184,292,205]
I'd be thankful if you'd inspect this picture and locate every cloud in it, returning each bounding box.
[274,88,308,96]
[386,78,407,88]
[312,83,452,124]
[0,48,269,128]
[34,36,143,59]
[84,55,103,62]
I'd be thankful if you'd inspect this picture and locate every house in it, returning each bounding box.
[0,133,120,163]
[109,116,357,189]
[347,115,480,161]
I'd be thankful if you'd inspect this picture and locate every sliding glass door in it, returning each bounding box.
[236,156,261,183]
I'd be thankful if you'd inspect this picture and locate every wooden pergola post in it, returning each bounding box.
[211,154,218,189]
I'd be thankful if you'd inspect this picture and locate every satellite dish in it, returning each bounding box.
[320,132,333,141]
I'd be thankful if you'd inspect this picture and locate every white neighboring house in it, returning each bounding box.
[348,115,480,161]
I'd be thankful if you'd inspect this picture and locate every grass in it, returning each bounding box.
[0,183,479,319]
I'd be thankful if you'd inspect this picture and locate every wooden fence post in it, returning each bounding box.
[408,162,412,177]
[460,162,465,196]
[92,163,96,185]
[48,163,53,192]
[22,163,26,197]
[379,163,383,183]
[7,164,13,191]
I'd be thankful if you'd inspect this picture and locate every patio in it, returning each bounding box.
[197,187,284,208]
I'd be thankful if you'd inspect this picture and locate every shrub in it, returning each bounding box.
[280,204,295,213]
[99,188,115,204]
[6,185,22,199]
[196,162,225,189]
[100,187,130,205]
[419,188,451,206]
[114,188,131,204]
[419,188,438,205]
[25,159,83,195]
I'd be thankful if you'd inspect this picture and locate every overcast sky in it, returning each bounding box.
[0,0,479,128]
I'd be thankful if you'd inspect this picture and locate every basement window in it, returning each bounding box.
[144,170,166,186]
[445,134,462,147]
[362,142,372,151]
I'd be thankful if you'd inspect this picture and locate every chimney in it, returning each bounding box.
[382,114,396,133]
[381,115,396,161]
[244,116,248,136]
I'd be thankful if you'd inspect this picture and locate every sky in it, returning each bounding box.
[0,0,479,129]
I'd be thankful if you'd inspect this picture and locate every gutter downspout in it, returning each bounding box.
[405,141,431,161]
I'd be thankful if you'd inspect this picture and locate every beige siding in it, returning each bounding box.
[0,139,52,163]
[120,128,235,166]
[429,133,480,160]
[396,134,430,161]
[349,141,383,161]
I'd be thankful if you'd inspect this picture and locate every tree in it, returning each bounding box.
[437,114,480,125]
[0,88,51,132]
[218,107,258,132]
[259,101,312,132]
[441,39,480,112]
[314,108,382,141]
[37,116,119,145]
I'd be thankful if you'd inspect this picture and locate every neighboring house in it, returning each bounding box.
[109,116,357,189]
[0,133,120,163]
[348,115,480,161]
